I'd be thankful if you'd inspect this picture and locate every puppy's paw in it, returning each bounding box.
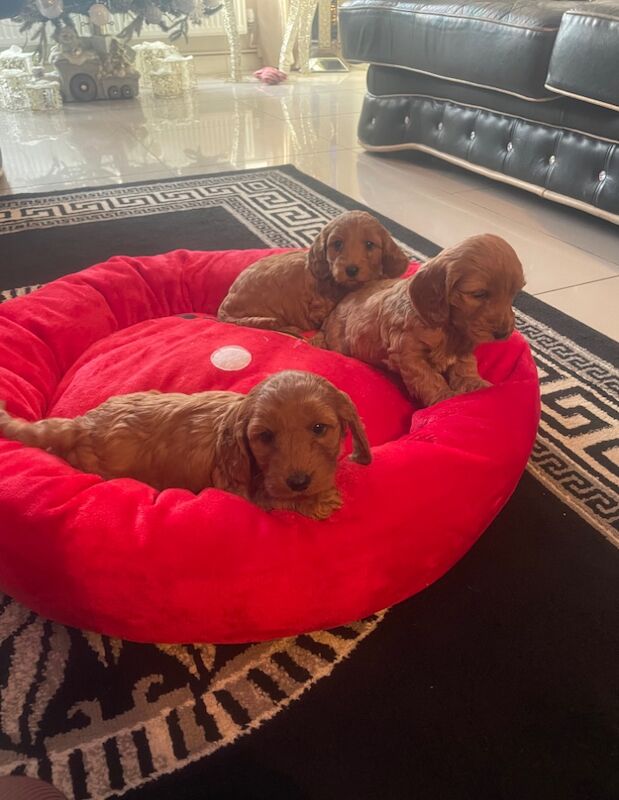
[267,488,342,519]
[309,332,327,348]
[279,326,306,339]
[304,488,343,520]
[451,377,492,395]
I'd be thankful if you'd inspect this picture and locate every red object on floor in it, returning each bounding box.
[0,250,539,643]
[253,66,287,84]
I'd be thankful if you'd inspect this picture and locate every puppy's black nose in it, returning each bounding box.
[286,472,311,492]
[493,330,509,340]
[345,264,360,278]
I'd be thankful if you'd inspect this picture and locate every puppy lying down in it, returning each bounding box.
[321,234,525,407]
[0,371,371,520]
[218,210,409,336]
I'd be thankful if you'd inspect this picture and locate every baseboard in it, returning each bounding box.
[189,49,261,76]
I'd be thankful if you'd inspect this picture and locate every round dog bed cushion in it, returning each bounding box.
[0,249,539,643]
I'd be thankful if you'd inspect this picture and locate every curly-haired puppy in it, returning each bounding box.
[0,371,371,520]
[321,234,525,406]
[218,211,408,336]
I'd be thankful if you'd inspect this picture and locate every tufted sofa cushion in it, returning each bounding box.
[545,2,619,112]
[358,85,619,220]
[366,66,619,143]
[340,0,581,101]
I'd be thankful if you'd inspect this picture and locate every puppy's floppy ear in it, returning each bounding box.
[408,256,451,327]
[215,396,254,498]
[380,227,409,278]
[306,222,331,280]
[335,389,372,465]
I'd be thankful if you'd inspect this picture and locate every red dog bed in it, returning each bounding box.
[0,250,539,643]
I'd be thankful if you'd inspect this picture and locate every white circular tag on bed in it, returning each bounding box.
[210,345,252,371]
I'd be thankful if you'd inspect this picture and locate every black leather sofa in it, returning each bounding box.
[339,1,619,223]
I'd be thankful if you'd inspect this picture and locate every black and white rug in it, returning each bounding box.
[0,166,617,800]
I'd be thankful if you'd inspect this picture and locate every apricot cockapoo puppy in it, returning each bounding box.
[320,234,525,406]
[0,371,371,520]
[218,210,409,336]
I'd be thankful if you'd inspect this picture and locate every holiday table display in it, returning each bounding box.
[0,68,29,110]
[131,39,171,87]
[12,2,222,43]
[10,1,243,82]
[0,43,33,72]
[150,65,179,96]
[132,39,194,96]
[159,52,195,90]
[0,45,62,110]
[24,75,63,109]
[0,45,32,110]
[50,25,139,101]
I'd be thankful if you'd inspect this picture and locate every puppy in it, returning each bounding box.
[321,234,525,406]
[218,211,408,336]
[0,371,371,520]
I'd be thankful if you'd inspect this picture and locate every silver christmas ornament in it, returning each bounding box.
[144,4,163,24]
[36,0,64,19]
[88,3,112,27]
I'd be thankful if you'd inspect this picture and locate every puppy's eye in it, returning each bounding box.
[365,241,376,251]
[471,290,489,300]
[331,239,343,252]
[258,430,274,444]
[311,423,328,437]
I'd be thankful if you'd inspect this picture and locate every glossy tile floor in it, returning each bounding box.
[1,69,618,341]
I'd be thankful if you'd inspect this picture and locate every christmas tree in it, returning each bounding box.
[12,1,222,43]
